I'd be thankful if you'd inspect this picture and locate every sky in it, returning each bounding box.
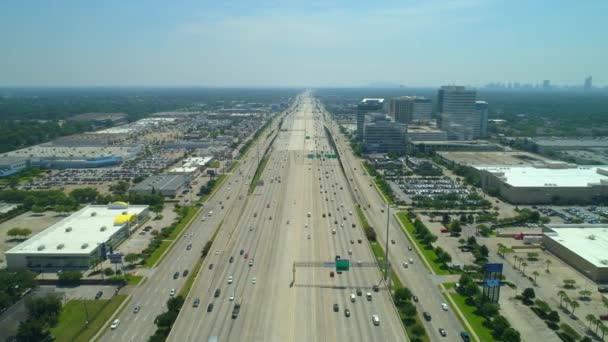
[0,0,606,87]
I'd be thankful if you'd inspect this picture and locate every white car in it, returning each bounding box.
[252,277,257,284]
[228,276,233,284]
[229,294,235,301]
[408,258,414,264]
[441,303,449,311]
[348,249,352,255]
[201,216,206,221]
[170,288,176,296]
[110,319,120,329]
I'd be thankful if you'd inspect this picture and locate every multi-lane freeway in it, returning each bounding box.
[319,98,467,340]
[99,95,297,342]
[103,91,463,342]
[168,94,406,341]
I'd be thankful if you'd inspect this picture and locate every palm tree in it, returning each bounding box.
[600,322,607,340]
[563,296,572,312]
[595,318,604,335]
[532,270,540,285]
[521,262,528,275]
[513,255,519,269]
[586,314,596,332]
[557,290,567,308]
[570,300,580,317]
[545,259,552,273]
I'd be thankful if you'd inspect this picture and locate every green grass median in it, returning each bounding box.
[446,291,496,342]
[396,212,449,275]
[248,155,269,194]
[144,240,171,267]
[51,295,128,342]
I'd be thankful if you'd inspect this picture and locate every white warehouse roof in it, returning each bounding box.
[475,165,608,187]
[6,203,148,256]
[545,225,608,268]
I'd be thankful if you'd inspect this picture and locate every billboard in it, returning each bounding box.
[482,263,503,303]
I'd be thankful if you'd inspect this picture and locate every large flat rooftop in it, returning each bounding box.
[439,151,551,166]
[0,144,140,160]
[475,165,608,187]
[545,224,608,268]
[6,204,148,256]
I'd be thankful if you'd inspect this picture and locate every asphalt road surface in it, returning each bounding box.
[320,98,467,341]
[168,94,406,342]
[98,95,297,342]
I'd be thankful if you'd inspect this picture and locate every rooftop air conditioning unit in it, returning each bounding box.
[81,243,89,249]
[65,227,72,232]
[37,245,45,251]
[588,235,596,240]
[100,226,107,232]
[91,212,97,217]
[57,243,65,250]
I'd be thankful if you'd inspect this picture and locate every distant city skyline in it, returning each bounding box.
[0,0,606,87]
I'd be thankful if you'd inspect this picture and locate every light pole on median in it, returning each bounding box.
[384,203,396,286]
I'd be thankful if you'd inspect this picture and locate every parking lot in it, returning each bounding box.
[25,149,185,190]
[538,206,606,224]
[397,176,470,197]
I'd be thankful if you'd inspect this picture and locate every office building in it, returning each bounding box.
[543,224,608,283]
[475,101,489,138]
[5,203,149,271]
[475,163,608,204]
[438,86,478,140]
[584,76,593,91]
[389,96,432,124]
[357,98,384,141]
[363,115,407,153]
[407,125,447,141]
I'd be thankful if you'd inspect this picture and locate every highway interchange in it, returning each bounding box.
[102,92,464,342]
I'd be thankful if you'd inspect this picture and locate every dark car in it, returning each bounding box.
[240,249,244,255]
[423,312,431,321]
[460,331,470,341]
[344,309,350,317]
[207,303,214,312]
[95,291,103,300]
[356,289,362,296]
[229,256,234,263]
[372,285,379,292]
[208,263,214,270]
[412,295,419,302]
[186,244,192,251]
[333,304,339,312]
[214,288,221,297]
[173,272,179,279]
[183,270,189,277]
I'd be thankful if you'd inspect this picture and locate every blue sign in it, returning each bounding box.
[485,279,501,287]
[323,262,335,268]
[109,253,123,264]
[485,263,503,273]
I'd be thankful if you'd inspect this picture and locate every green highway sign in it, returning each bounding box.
[307,154,314,159]
[336,259,350,272]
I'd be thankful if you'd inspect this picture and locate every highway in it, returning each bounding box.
[319,97,467,340]
[98,95,298,342]
[169,94,406,341]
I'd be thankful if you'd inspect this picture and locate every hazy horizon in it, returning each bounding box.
[1,0,606,87]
